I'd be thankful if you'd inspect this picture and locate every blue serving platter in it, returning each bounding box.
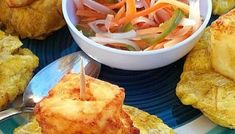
[0,15,235,134]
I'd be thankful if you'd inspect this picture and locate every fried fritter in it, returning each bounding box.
[14,118,41,134]
[123,105,175,134]
[14,106,174,134]
[0,30,39,110]
[34,73,139,134]
[6,0,36,7]
[212,0,235,15]
[176,27,235,128]
[0,0,65,39]
[210,9,235,81]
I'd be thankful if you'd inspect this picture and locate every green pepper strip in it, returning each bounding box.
[126,45,136,51]
[121,22,134,32]
[76,25,95,37]
[145,8,184,45]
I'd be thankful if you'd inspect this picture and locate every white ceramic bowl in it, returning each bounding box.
[62,0,212,70]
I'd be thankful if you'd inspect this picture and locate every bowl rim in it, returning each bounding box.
[62,0,212,56]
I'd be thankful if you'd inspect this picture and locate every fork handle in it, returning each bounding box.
[0,108,22,121]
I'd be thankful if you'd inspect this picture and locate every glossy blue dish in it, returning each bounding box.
[1,15,234,134]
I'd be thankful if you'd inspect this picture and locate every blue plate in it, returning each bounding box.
[0,15,234,134]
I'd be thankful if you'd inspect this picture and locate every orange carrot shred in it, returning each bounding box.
[126,0,136,15]
[108,0,126,9]
[76,9,105,18]
[75,0,196,52]
[153,41,165,50]
[115,6,126,21]
[133,40,149,50]
[117,3,168,24]
[145,0,151,7]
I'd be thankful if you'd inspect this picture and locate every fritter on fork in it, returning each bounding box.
[34,73,139,134]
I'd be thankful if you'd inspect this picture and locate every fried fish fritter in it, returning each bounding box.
[0,0,65,39]
[176,12,235,128]
[212,0,235,15]
[14,106,174,134]
[6,0,36,7]
[210,9,235,81]
[0,30,39,110]
[34,73,139,134]
[14,118,41,134]
[123,105,175,134]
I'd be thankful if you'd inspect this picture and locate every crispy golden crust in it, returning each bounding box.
[6,0,36,7]
[211,8,235,34]
[176,27,235,128]
[14,118,42,134]
[210,9,235,81]
[0,30,39,110]
[14,106,175,134]
[0,0,65,39]
[212,0,235,15]
[124,105,175,134]
[34,73,139,134]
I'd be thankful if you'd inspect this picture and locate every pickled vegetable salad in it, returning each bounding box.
[74,0,201,51]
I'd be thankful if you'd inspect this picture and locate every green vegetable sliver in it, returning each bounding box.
[145,8,184,45]
[121,23,134,32]
[76,25,95,37]
[126,45,136,51]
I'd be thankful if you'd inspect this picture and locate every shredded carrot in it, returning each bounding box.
[164,6,174,15]
[136,27,163,35]
[81,17,101,21]
[115,6,126,21]
[133,40,149,49]
[145,40,168,50]
[117,3,168,24]
[167,26,192,39]
[145,0,151,7]
[144,40,168,50]
[126,0,136,15]
[107,43,126,48]
[155,8,172,23]
[76,9,105,18]
[144,45,155,51]
[164,35,188,48]
[140,33,161,39]
[108,0,126,9]
[153,41,165,50]
[74,0,201,51]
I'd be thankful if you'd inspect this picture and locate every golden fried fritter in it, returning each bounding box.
[210,9,235,81]
[34,73,139,134]
[212,0,235,15]
[0,30,38,110]
[123,105,175,134]
[0,31,22,53]
[14,118,41,134]
[6,0,36,7]
[0,0,65,39]
[176,27,235,128]
[14,106,174,134]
